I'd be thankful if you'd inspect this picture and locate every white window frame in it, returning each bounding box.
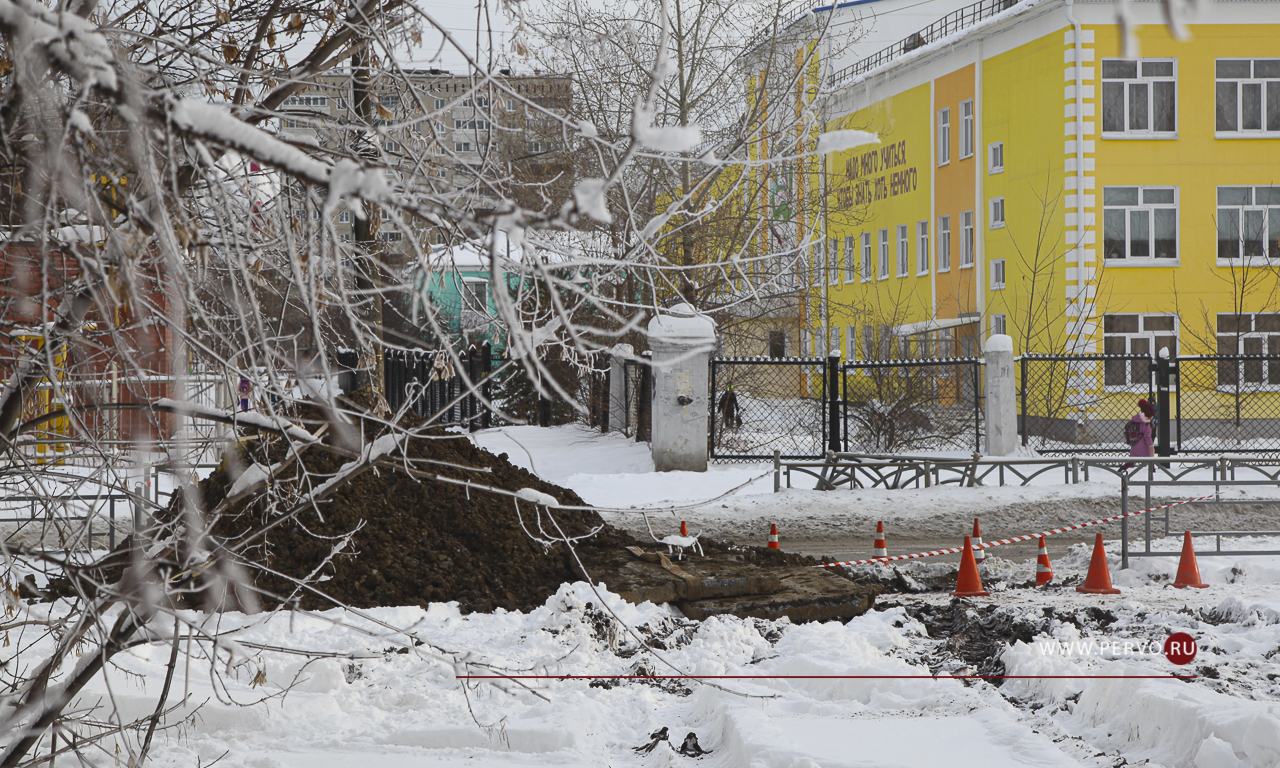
[1103,186,1180,263]
[988,141,1004,174]
[960,99,974,158]
[830,327,840,359]
[844,235,856,282]
[861,233,872,282]
[937,108,951,166]
[991,314,1006,337]
[878,229,890,280]
[1101,58,1178,138]
[938,216,951,272]
[379,231,403,243]
[454,141,474,153]
[990,197,1005,230]
[960,211,975,268]
[862,327,875,361]
[990,258,1006,290]
[917,221,929,275]
[897,225,910,277]
[829,238,840,286]
[812,242,824,289]
[1215,59,1280,137]
[847,325,857,361]
[434,98,447,110]
[1103,313,1179,389]
[1216,185,1280,264]
[338,210,350,223]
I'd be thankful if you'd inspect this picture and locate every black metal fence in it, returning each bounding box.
[709,356,827,460]
[1019,354,1153,452]
[1020,353,1280,455]
[382,345,494,430]
[842,357,984,454]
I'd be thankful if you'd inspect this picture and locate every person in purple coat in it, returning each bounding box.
[1124,398,1156,468]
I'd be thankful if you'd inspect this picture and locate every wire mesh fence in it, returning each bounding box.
[842,357,984,454]
[1018,354,1154,453]
[1019,353,1280,455]
[709,357,827,460]
[1174,356,1280,453]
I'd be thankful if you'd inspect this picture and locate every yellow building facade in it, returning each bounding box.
[804,0,1280,361]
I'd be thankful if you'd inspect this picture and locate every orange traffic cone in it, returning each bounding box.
[972,518,985,564]
[767,523,780,550]
[1076,533,1121,594]
[951,536,990,597]
[1171,531,1208,589]
[1036,536,1053,587]
[873,521,887,559]
[680,521,688,537]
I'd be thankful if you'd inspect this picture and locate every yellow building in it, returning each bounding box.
[778,0,1280,445]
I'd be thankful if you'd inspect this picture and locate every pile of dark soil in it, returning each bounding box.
[196,399,834,615]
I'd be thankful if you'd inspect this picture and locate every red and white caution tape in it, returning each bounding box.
[817,494,1217,568]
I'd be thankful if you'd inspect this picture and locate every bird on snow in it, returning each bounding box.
[678,732,712,757]
[633,726,669,753]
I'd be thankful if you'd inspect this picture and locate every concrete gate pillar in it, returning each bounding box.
[647,304,716,472]
[984,334,1018,456]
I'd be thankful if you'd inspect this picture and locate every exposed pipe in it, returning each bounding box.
[1065,0,1086,355]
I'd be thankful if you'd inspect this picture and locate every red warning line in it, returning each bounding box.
[817,494,1217,568]
[457,674,1196,680]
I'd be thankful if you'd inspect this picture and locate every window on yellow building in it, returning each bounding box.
[879,229,889,279]
[960,211,974,267]
[1101,59,1176,136]
[862,326,875,361]
[938,107,951,165]
[1215,59,1280,135]
[847,326,857,361]
[938,216,951,271]
[861,233,872,281]
[917,222,929,275]
[960,100,974,158]
[844,235,856,282]
[990,258,1005,290]
[1216,313,1280,386]
[829,238,840,285]
[1217,186,1280,262]
[1103,187,1178,261]
[990,197,1005,229]
[812,241,824,288]
[1103,314,1178,387]
[988,142,1004,174]
[830,327,840,359]
[897,225,909,277]
[991,314,1006,337]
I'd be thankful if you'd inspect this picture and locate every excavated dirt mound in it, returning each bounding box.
[195,399,852,616]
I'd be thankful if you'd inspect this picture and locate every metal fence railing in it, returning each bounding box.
[827,0,1022,86]
[710,356,827,461]
[842,357,984,454]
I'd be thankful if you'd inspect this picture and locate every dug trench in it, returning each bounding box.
[174,404,878,623]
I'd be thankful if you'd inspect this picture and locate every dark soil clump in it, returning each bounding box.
[193,398,831,615]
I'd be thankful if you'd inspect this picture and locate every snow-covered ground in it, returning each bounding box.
[78,551,1280,768]
[472,425,1280,557]
[16,424,1280,767]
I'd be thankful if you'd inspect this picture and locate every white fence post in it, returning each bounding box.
[985,334,1017,456]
